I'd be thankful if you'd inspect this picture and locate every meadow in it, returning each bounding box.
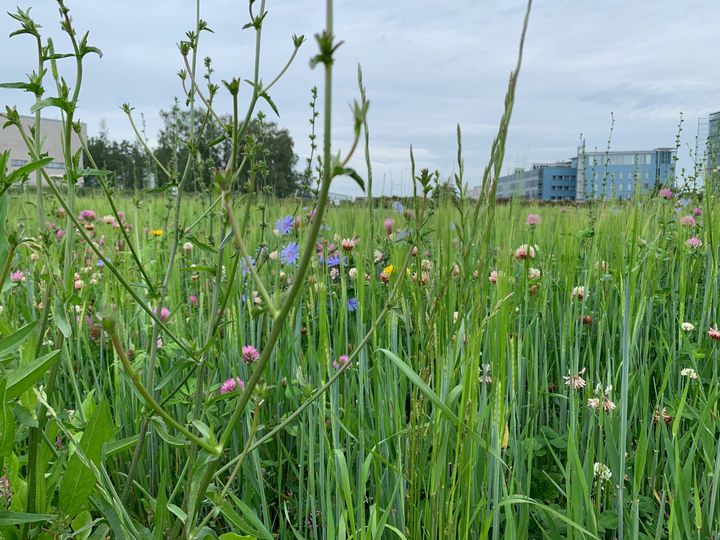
[1,1,720,539]
[2,189,719,539]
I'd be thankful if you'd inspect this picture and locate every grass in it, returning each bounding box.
[1,189,719,539]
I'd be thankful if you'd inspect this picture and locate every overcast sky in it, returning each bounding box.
[2,0,719,196]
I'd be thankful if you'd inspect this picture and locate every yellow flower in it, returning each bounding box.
[149,229,164,237]
[383,264,394,276]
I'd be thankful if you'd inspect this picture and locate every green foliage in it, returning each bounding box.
[58,401,114,517]
[154,101,300,195]
[86,125,150,190]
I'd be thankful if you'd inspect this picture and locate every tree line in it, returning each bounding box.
[86,101,303,196]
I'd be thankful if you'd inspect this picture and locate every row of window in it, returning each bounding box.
[587,154,654,166]
[590,182,652,193]
[617,171,650,180]
[9,158,65,169]
[549,175,575,180]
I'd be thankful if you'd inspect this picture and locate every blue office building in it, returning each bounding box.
[577,147,675,200]
[495,161,577,201]
[706,112,720,178]
[492,147,675,201]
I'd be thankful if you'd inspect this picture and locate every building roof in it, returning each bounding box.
[581,147,675,155]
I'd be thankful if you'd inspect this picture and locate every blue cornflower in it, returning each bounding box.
[275,215,294,236]
[96,259,105,267]
[281,242,299,265]
[241,256,256,276]
[347,297,359,312]
[392,201,405,213]
[327,254,340,268]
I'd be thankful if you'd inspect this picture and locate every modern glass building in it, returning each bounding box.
[495,161,577,201]
[707,112,720,177]
[577,147,675,200]
[492,147,675,201]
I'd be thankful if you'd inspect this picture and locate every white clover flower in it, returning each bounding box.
[593,462,612,482]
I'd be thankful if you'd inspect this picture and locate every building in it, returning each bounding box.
[706,112,720,178]
[328,192,354,205]
[486,147,675,201]
[577,147,675,200]
[0,115,86,187]
[495,161,577,201]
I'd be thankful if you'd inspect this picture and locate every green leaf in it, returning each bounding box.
[29,97,74,114]
[0,380,15,457]
[207,133,228,148]
[72,510,93,540]
[0,321,37,358]
[259,91,279,117]
[186,450,218,527]
[6,349,59,400]
[599,510,618,530]
[183,235,217,255]
[377,349,459,425]
[146,182,177,194]
[225,493,273,540]
[0,192,7,267]
[219,534,257,540]
[333,449,354,530]
[152,474,168,540]
[0,511,56,526]
[104,434,140,457]
[331,165,365,192]
[58,401,115,517]
[498,496,599,539]
[0,82,42,95]
[43,53,75,61]
[150,417,187,447]
[8,157,53,185]
[54,296,71,338]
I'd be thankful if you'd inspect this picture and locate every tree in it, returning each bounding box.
[155,101,300,195]
[86,120,150,190]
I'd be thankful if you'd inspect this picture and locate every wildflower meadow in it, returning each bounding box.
[1,1,719,539]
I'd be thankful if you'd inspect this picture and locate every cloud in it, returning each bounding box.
[1,0,718,196]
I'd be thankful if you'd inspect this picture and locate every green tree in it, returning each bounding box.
[155,101,300,195]
[87,121,150,190]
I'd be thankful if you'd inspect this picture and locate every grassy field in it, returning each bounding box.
[1,189,719,539]
[2,1,719,538]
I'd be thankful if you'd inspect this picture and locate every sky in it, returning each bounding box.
[1,0,719,196]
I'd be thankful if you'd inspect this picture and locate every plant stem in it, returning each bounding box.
[106,320,220,455]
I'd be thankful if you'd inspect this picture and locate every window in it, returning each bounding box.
[9,158,63,169]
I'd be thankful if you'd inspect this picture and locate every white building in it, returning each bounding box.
[0,114,86,187]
